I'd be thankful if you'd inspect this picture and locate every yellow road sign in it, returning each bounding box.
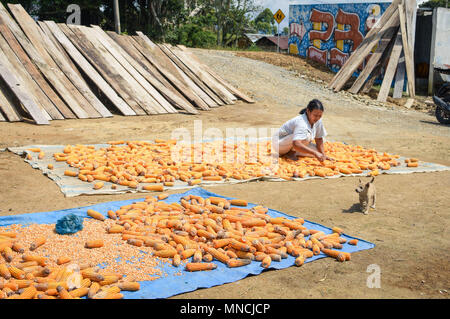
[273,9,285,24]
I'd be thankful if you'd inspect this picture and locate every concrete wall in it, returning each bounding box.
[288,0,391,73]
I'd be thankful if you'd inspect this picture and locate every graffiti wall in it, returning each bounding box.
[289,0,392,72]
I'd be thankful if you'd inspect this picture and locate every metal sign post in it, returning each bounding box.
[273,9,285,53]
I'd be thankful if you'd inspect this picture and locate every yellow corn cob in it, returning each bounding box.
[22,254,46,266]
[93,286,120,299]
[54,267,67,282]
[57,285,73,299]
[9,266,25,279]
[2,246,14,262]
[105,293,123,299]
[80,278,91,288]
[118,281,140,291]
[88,282,100,299]
[14,280,33,289]
[18,285,37,299]
[0,263,12,279]
[47,281,68,290]
[99,275,120,286]
[82,271,104,282]
[69,287,89,298]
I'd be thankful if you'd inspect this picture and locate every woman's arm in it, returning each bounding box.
[315,138,334,161]
[315,138,325,155]
[293,140,323,160]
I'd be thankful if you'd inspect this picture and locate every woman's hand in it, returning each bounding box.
[315,152,334,162]
[314,152,327,162]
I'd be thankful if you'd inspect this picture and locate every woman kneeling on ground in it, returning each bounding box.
[274,99,333,162]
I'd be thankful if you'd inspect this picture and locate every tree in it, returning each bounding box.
[419,0,449,8]
[254,7,276,34]
[283,26,289,35]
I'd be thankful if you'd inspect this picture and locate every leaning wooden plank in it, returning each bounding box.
[163,44,229,105]
[8,4,102,119]
[329,0,401,89]
[0,105,5,121]
[377,31,404,102]
[0,4,89,119]
[134,33,215,109]
[348,24,399,94]
[0,36,52,121]
[166,44,236,104]
[45,21,135,116]
[0,21,74,119]
[69,25,161,115]
[0,31,60,120]
[38,21,83,80]
[0,83,21,122]
[58,24,145,116]
[131,35,210,110]
[119,35,201,112]
[392,53,406,98]
[333,10,399,92]
[398,3,415,97]
[0,59,48,124]
[106,31,198,114]
[31,23,112,118]
[159,44,225,106]
[90,26,176,114]
[177,45,255,103]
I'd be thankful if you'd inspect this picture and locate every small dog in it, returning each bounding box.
[355,177,376,215]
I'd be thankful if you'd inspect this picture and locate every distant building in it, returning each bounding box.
[238,33,266,49]
[255,36,289,52]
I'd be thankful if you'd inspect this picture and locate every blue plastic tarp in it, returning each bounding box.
[0,188,375,299]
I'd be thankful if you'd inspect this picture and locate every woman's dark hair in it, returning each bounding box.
[299,99,324,115]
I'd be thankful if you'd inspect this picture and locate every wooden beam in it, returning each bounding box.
[0,80,21,122]
[131,34,210,110]
[398,3,415,97]
[106,31,199,114]
[0,58,49,124]
[348,24,399,94]
[333,10,400,92]
[32,21,112,118]
[0,36,52,121]
[0,4,89,119]
[134,32,216,109]
[59,24,146,115]
[177,45,255,103]
[70,25,163,115]
[377,30,404,102]
[0,20,74,119]
[159,44,226,105]
[329,0,401,89]
[44,21,135,116]
[89,25,177,114]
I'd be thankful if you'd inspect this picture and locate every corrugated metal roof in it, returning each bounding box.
[256,36,290,50]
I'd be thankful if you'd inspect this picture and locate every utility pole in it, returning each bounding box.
[113,0,121,34]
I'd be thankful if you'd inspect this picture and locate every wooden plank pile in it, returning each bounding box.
[328,0,417,103]
[0,3,254,125]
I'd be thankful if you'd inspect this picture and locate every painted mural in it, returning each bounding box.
[289,1,391,73]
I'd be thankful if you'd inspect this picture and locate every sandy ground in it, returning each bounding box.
[0,49,449,299]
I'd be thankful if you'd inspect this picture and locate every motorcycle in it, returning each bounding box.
[433,82,450,124]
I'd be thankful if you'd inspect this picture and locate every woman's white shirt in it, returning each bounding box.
[278,112,327,143]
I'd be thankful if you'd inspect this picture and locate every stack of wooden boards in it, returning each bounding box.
[328,0,417,103]
[0,3,254,125]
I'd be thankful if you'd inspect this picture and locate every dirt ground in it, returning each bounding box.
[0,49,449,299]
